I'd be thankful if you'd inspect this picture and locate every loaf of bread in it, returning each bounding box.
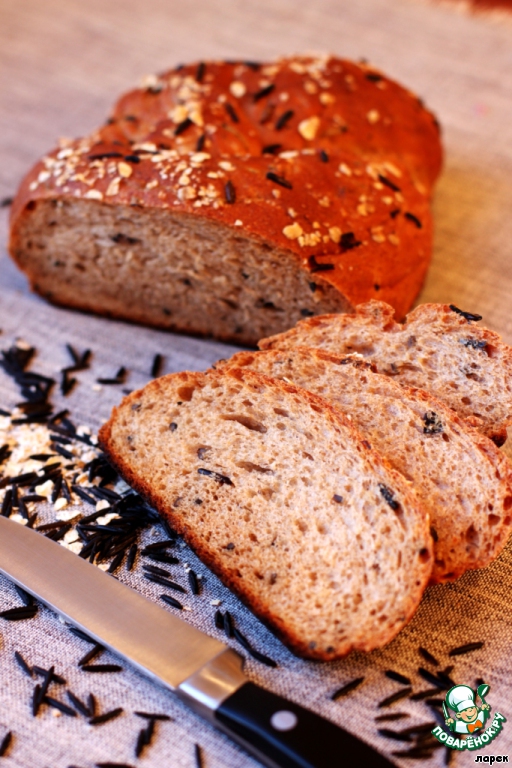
[9,55,442,345]
[260,300,512,445]
[216,347,512,583]
[99,367,433,660]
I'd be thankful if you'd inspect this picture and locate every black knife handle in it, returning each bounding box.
[216,682,395,768]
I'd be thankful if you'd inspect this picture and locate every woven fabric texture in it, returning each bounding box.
[1,0,512,766]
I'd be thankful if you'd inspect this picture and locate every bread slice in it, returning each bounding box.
[99,367,433,660]
[217,348,512,583]
[9,55,442,345]
[259,300,512,445]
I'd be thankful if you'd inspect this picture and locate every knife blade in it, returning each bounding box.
[0,516,395,768]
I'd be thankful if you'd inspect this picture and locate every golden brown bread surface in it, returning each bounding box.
[9,55,442,344]
[99,367,433,660]
[217,347,512,584]
[260,300,512,444]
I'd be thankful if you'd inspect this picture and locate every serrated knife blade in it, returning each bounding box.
[0,517,395,768]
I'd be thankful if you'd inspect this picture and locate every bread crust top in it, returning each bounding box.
[9,55,442,317]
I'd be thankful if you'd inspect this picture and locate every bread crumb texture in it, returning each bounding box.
[218,346,512,584]
[10,56,442,344]
[99,367,433,660]
[260,300,512,445]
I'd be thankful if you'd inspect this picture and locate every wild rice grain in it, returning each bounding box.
[66,691,91,717]
[188,569,200,595]
[134,712,171,721]
[418,647,439,667]
[214,610,224,629]
[143,718,155,744]
[378,174,401,192]
[448,641,484,657]
[0,731,12,757]
[377,728,411,742]
[1,489,12,517]
[448,305,482,323]
[195,744,203,768]
[224,180,236,204]
[331,677,365,700]
[135,729,147,758]
[89,707,123,725]
[78,644,104,667]
[378,688,413,708]
[151,354,163,378]
[223,611,234,638]
[81,664,123,673]
[14,650,33,678]
[374,713,409,722]
[33,666,65,685]
[404,212,422,228]
[160,594,183,610]
[418,667,448,689]
[385,670,411,685]
[174,118,193,136]
[145,574,186,592]
[141,540,176,553]
[32,684,41,716]
[391,747,434,758]
[108,550,125,574]
[143,564,171,578]
[88,693,97,717]
[69,627,95,644]
[44,696,77,717]
[96,764,135,768]
[197,468,233,485]
[224,103,239,123]
[14,586,33,606]
[275,109,294,130]
[144,552,180,565]
[410,689,440,701]
[126,543,137,571]
[0,605,38,621]
[262,143,282,155]
[253,84,275,102]
[266,172,292,190]
[195,62,206,82]
[397,722,437,737]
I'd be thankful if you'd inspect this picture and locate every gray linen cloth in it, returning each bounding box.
[2,0,512,765]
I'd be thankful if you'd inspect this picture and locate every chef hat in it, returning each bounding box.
[446,685,476,713]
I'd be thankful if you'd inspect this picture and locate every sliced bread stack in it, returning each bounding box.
[259,300,512,446]
[99,367,433,660]
[100,300,512,659]
[216,347,512,584]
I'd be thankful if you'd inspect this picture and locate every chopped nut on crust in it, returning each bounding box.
[283,222,304,239]
[298,116,320,140]
[117,162,133,178]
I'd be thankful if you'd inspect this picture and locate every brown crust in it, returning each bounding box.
[99,367,433,660]
[10,55,442,327]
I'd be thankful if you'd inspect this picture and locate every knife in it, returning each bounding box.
[0,517,394,768]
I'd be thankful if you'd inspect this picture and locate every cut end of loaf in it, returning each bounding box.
[99,367,433,660]
[11,199,348,347]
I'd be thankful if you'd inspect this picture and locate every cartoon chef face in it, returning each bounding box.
[457,705,479,723]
